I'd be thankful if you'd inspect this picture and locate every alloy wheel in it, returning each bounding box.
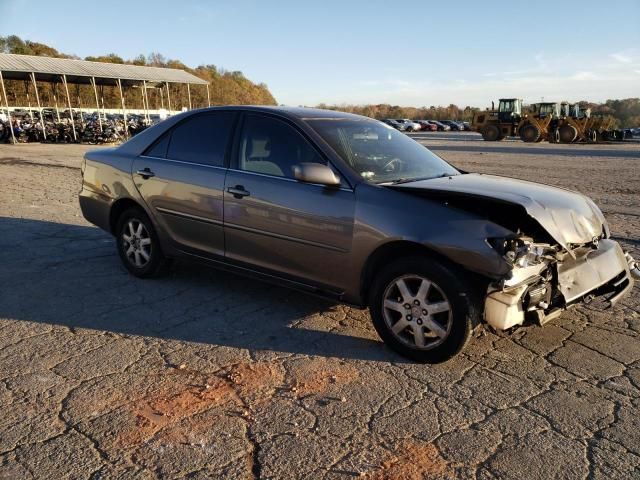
[121,218,152,268]
[382,274,453,349]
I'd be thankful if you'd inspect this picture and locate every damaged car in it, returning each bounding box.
[79,107,639,363]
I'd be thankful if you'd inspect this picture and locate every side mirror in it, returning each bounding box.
[293,163,341,187]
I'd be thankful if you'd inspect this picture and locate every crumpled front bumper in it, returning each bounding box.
[484,239,636,330]
[557,239,634,305]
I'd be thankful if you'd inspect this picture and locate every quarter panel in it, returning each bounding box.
[80,148,146,231]
[132,157,227,257]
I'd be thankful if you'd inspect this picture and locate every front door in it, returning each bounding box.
[223,113,355,291]
[132,111,236,258]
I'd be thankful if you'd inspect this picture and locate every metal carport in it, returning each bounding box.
[0,53,210,143]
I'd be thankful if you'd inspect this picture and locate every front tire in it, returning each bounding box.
[116,207,168,278]
[558,124,578,143]
[368,257,480,363]
[520,124,541,143]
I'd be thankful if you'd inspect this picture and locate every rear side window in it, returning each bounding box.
[145,132,170,158]
[166,112,235,167]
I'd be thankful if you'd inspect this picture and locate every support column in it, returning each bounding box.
[75,84,84,123]
[117,78,128,139]
[90,77,103,132]
[0,70,17,144]
[187,83,192,110]
[159,86,165,110]
[24,80,34,120]
[165,83,172,113]
[61,75,77,141]
[31,72,46,140]
[206,84,211,107]
[52,82,61,122]
[142,80,150,123]
[99,85,106,121]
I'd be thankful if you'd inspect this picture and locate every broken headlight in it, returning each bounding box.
[487,236,552,267]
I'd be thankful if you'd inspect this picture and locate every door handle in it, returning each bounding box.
[227,185,250,198]
[136,168,155,179]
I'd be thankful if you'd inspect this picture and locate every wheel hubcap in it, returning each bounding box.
[122,219,152,268]
[382,274,452,350]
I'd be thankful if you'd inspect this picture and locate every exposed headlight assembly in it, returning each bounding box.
[487,236,554,268]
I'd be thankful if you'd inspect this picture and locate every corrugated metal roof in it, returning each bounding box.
[0,53,208,85]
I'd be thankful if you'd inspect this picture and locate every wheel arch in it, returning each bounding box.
[109,197,145,235]
[359,240,489,306]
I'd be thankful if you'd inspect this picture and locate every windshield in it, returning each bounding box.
[307,118,459,184]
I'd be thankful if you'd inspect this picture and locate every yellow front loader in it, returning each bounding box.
[516,102,559,142]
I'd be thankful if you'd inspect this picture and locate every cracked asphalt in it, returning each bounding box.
[0,134,639,479]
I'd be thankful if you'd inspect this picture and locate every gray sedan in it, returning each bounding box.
[79,106,638,363]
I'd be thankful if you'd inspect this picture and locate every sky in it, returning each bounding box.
[1,0,639,107]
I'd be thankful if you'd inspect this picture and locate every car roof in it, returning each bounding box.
[190,105,366,121]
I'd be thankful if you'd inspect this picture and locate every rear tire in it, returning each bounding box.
[481,124,501,141]
[520,124,541,143]
[116,207,169,278]
[368,257,480,363]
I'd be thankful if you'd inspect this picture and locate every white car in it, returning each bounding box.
[396,119,422,132]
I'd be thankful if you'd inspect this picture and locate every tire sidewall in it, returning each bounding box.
[116,207,165,277]
[368,257,478,363]
[482,124,499,141]
[520,124,540,142]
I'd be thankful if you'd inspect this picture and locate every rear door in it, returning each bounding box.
[132,111,236,258]
[223,113,355,291]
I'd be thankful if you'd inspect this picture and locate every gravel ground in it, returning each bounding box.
[0,134,639,479]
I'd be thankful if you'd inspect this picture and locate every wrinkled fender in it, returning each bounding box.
[352,183,513,280]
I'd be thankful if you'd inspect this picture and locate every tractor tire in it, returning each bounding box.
[481,124,501,141]
[558,125,578,143]
[520,124,541,143]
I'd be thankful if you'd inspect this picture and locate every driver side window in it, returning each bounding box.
[238,114,326,179]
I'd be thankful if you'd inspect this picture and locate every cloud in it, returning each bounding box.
[283,51,640,106]
[610,52,633,63]
[570,71,597,81]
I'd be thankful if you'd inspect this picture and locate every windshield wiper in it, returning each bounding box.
[386,173,455,185]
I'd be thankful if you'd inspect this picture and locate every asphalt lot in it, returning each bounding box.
[1,132,639,479]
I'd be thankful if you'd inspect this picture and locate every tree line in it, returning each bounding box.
[314,99,640,128]
[0,35,276,111]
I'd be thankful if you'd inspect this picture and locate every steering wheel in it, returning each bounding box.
[382,157,401,172]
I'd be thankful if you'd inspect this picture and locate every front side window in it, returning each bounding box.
[307,118,459,184]
[237,114,326,178]
[165,112,235,167]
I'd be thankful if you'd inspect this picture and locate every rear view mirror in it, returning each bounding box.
[293,163,341,187]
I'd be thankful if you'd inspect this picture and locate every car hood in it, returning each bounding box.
[392,173,606,252]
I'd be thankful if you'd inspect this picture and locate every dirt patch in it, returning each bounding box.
[118,376,238,448]
[288,358,359,396]
[116,361,285,448]
[225,361,286,402]
[368,441,455,480]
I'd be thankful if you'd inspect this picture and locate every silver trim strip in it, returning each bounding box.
[224,221,348,253]
[156,207,223,226]
[139,155,228,171]
[157,207,344,252]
